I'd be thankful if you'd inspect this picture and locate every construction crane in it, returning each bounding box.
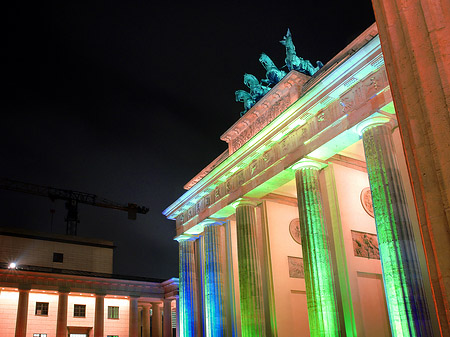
[0,178,149,236]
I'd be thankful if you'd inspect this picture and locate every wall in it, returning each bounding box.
[104,297,129,337]
[0,235,113,273]
[27,292,59,337]
[265,200,309,337]
[67,295,95,331]
[0,289,19,337]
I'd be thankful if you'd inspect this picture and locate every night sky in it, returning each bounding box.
[3,1,375,279]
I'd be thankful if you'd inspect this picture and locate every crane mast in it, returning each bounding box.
[0,178,149,235]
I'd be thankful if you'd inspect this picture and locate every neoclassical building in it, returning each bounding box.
[0,227,178,337]
[163,15,450,337]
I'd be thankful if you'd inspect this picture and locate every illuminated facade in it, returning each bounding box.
[0,227,178,337]
[164,21,449,337]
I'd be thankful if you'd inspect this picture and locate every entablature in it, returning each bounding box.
[164,28,393,237]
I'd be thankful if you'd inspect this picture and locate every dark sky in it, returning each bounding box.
[3,1,375,279]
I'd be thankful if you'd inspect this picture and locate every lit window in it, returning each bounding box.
[35,302,49,316]
[108,306,119,319]
[33,334,47,337]
[74,304,86,317]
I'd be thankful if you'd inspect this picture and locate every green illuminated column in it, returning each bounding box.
[235,200,266,337]
[359,117,432,337]
[178,238,202,337]
[203,220,227,337]
[294,161,340,337]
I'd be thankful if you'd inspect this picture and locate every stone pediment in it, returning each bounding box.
[221,71,311,154]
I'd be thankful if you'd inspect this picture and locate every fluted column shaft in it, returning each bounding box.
[204,221,226,337]
[235,201,265,337]
[179,239,201,337]
[176,297,180,337]
[152,302,162,337]
[56,291,69,337]
[129,296,139,337]
[94,294,105,337]
[163,299,172,337]
[143,305,151,337]
[295,164,340,336]
[15,288,30,337]
[362,122,432,336]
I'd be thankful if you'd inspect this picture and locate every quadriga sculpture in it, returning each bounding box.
[259,53,286,86]
[280,29,323,76]
[235,90,256,117]
[244,73,271,102]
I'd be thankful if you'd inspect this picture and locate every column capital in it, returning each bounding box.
[201,218,226,227]
[291,158,325,171]
[355,115,396,136]
[174,234,199,242]
[18,284,31,291]
[232,198,258,208]
[58,287,70,294]
[151,302,162,307]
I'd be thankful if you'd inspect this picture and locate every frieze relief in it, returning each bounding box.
[177,66,389,227]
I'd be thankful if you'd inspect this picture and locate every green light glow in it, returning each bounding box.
[295,166,340,337]
[203,223,225,337]
[163,37,384,221]
[362,123,432,337]
[235,202,265,337]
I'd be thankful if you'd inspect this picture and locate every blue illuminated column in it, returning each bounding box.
[235,199,266,337]
[293,160,340,337]
[178,237,202,337]
[358,117,433,337]
[203,219,227,337]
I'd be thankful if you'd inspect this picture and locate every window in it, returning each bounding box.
[107,335,119,337]
[108,306,119,319]
[35,302,49,316]
[33,334,47,337]
[53,252,64,263]
[74,304,86,317]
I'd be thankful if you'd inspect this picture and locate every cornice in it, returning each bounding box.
[164,25,388,236]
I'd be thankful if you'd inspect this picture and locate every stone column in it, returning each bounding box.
[94,294,105,337]
[152,302,162,337]
[175,296,180,337]
[163,299,172,337]
[370,1,450,334]
[294,161,340,336]
[177,238,202,337]
[56,289,69,337]
[142,304,150,337]
[358,118,433,336]
[129,296,139,337]
[203,219,226,337]
[15,286,30,337]
[235,199,265,336]
[138,307,143,337]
